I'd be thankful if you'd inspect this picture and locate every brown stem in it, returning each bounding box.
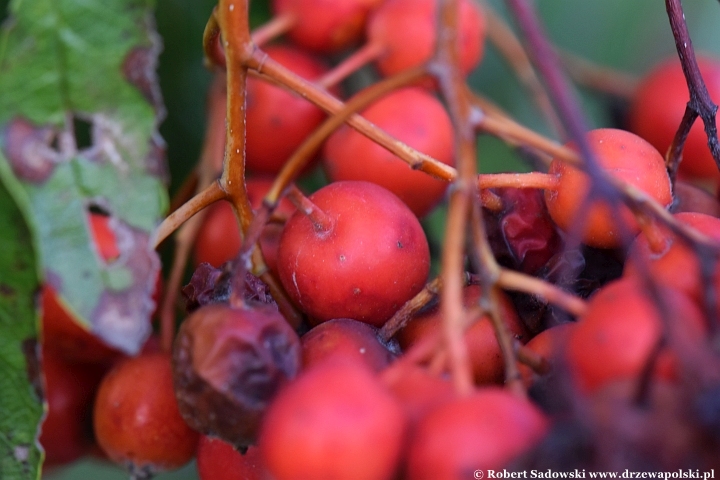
[286,186,334,234]
[379,276,445,342]
[316,42,387,89]
[159,212,206,353]
[251,12,296,47]
[169,171,200,216]
[432,0,477,397]
[154,181,225,248]
[479,189,504,212]
[505,0,608,184]
[637,215,671,255]
[243,49,457,181]
[217,0,254,237]
[478,171,559,191]
[517,341,551,375]
[559,48,640,99]
[482,3,564,135]
[265,65,429,205]
[666,106,697,185]
[258,260,304,330]
[203,8,225,69]
[487,287,525,396]
[665,0,720,179]
[495,269,588,318]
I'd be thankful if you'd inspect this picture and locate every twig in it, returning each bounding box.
[482,2,564,135]
[153,181,225,248]
[432,0,479,397]
[560,48,639,99]
[664,0,720,184]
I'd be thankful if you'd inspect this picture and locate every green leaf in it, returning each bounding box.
[0,181,43,480]
[0,0,168,354]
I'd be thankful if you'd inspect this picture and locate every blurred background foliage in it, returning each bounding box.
[0,0,718,478]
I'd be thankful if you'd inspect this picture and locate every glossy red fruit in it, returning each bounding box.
[277,181,430,327]
[259,361,407,480]
[301,318,395,372]
[398,285,528,384]
[40,348,105,467]
[367,0,485,79]
[544,128,672,248]
[93,353,199,476]
[405,388,549,478]
[324,88,454,217]
[193,177,296,271]
[273,0,384,54]
[245,45,329,175]
[625,212,720,307]
[566,277,707,394]
[629,56,720,184]
[196,436,265,480]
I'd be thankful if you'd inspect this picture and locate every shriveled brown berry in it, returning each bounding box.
[173,304,301,449]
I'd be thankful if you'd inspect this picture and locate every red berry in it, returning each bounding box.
[193,177,296,272]
[381,362,456,426]
[625,212,720,305]
[245,45,330,175]
[544,128,672,248]
[277,181,430,327]
[273,0,384,54]
[405,388,549,478]
[367,0,485,79]
[259,361,407,480]
[196,436,265,480]
[566,278,706,393]
[39,348,104,467]
[517,323,575,388]
[323,88,454,217]
[629,56,720,184]
[398,285,528,385]
[301,317,395,372]
[93,353,199,476]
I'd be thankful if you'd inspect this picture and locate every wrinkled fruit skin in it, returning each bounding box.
[93,353,199,476]
[278,181,430,327]
[173,304,301,449]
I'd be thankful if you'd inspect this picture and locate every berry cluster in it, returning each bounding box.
[39,0,720,478]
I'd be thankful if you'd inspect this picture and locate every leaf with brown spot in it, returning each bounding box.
[0,0,168,355]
